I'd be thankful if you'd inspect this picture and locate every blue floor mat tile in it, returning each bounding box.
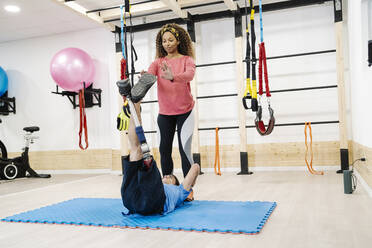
[2,198,276,235]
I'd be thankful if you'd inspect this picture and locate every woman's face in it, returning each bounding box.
[162,31,179,54]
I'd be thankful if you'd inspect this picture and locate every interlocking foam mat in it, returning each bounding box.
[1,198,276,234]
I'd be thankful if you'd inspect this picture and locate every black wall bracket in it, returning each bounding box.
[0,91,16,115]
[186,13,196,43]
[234,9,242,38]
[51,84,102,109]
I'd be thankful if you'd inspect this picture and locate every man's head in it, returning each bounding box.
[162,174,180,186]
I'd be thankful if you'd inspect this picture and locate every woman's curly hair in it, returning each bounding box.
[155,23,195,59]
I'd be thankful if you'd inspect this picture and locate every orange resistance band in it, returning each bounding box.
[79,87,88,150]
[304,122,323,175]
[214,128,222,176]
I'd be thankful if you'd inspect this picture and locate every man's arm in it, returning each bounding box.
[182,163,200,191]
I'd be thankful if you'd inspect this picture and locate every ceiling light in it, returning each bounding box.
[4,5,20,13]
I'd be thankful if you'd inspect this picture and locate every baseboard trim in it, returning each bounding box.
[353,170,372,198]
[37,166,339,175]
[173,166,339,173]
[36,169,113,174]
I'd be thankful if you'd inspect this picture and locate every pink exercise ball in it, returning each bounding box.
[50,48,95,92]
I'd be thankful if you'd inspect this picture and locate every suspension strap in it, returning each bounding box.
[120,5,127,61]
[121,0,138,85]
[255,42,274,135]
[79,86,88,150]
[242,0,258,111]
[258,42,271,97]
[214,128,222,176]
[242,0,252,110]
[259,0,264,44]
[249,0,258,111]
[120,4,129,80]
[128,10,138,85]
[255,0,274,136]
[304,122,324,175]
[258,0,270,98]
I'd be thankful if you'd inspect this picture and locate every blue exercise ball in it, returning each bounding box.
[0,66,8,97]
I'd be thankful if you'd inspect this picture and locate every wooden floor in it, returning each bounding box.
[0,170,371,248]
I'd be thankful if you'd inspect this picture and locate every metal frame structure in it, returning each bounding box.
[60,0,348,173]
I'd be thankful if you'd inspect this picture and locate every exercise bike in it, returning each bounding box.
[0,122,51,180]
[0,119,7,159]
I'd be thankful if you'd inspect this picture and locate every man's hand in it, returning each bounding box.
[138,70,146,80]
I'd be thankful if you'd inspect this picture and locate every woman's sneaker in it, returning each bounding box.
[131,73,157,103]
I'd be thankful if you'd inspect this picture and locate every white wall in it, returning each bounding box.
[347,0,372,148]
[0,28,119,152]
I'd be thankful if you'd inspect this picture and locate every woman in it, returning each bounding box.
[146,23,196,200]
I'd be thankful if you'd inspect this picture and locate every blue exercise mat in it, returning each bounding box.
[1,198,276,234]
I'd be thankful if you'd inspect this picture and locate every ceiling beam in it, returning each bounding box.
[103,0,237,23]
[159,0,188,18]
[179,0,219,5]
[223,0,237,10]
[125,0,333,33]
[95,1,239,22]
[99,1,167,21]
[52,0,115,31]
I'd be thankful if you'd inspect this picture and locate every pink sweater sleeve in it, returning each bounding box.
[148,59,158,76]
[172,57,195,83]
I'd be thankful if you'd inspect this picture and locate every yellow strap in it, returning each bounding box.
[243,78,252,97]
[251,79,257,99]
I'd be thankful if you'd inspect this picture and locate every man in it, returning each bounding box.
[118,75,200,215]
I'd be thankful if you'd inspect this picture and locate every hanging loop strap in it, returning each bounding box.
[242,0,258,111]
[214,128,222,176]
[79,86,88,150]
[255,14,274,136]
[120,4,130,80]
[242,0,252,110]
[249,1,258,112]
[304,122,324,175]
[242,95,251,110]
[128,7,138,85]
[258,42,271,97]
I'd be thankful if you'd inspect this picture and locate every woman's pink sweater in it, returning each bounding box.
[148,56,195,115]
